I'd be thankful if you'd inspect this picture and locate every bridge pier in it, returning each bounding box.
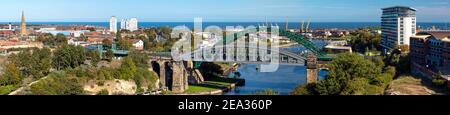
[171,61,188,93]
[306,54,318,84]
[159,61,166,88]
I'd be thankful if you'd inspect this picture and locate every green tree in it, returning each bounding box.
[55,33,68,46]
[87,50,101,67]
[52,44,86,70]
[97,89,109,95]
[315,77,342,95]
[118,38,132,50]
[104,49,114,60]
[30,72,85,95]
[147,28,157,42]
[340,78,369,95]
[328,53,381,81]
[254,89,279,95]
[129,50,149,68]
[102,38,113,49]
[30,48,52,78]
[0,63,22,86]
[293,53,394,95]
[118,57,137,80]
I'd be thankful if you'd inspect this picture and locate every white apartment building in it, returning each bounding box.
[126,18,138,32]
[381,6,417,51]
[120,19,126,30]
[109,16,118,33]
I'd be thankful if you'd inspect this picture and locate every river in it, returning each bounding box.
[224,40,329,95]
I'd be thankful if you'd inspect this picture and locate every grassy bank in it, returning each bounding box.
[184,77,244,94]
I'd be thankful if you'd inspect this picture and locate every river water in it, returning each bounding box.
[224,40,329,95]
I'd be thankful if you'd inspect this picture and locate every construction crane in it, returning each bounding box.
[301,20,305,33]
[305,19,311,33]
[285,16,289,31]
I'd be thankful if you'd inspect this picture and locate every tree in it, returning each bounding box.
[0,63,22,86]
[7,48,52,79]
[102,39,113,49]
[116,31,122,40]
[79,34,88,41]
[30,72,85,95]
[119,57,137,80]
[315,77,342,95]
[293,53,394,95]
[340,78,369,95]
[328,53,381,81]
[53,44,86,70]
[147,28,157,42]
[104,49,114,60]
[159,26,172,40]
[97,89,109,95]
[118,38,132,50]
[254,89,279,95]
[87,50,100,67]
[30,47,52,78]
[129,50,149,68]
[87,27,96,32]
[55,33,68,46]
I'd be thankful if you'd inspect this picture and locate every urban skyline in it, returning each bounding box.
[0,0,449,22]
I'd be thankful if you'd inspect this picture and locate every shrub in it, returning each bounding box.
[254,89,279,95]
[432,79,446,87]
[97,89,109,95]
[291,84,315,95]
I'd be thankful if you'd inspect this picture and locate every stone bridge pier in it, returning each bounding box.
[306,54,318,84]
[150,59,203,93]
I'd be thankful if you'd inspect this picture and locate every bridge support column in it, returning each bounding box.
[159,61,166,88]
[171,61,188,93]
[306,54,318,84]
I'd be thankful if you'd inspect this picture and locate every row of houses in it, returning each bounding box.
[410,30,450,87]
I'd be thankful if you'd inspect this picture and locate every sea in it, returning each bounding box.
[1,22,449,30]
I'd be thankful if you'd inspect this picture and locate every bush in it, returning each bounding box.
[254,89,279,95]
[291,84,315,95]
[30,72,85,95]
[432,79,446,87]
[97,81,105,86]
[97,89,109,95]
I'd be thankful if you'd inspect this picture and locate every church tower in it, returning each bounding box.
[20,11,27,36]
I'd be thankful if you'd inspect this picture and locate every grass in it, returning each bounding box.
[387,75,449,95]
[213,62,231,69]
[0,85,16,95]
[184,77,242,94]
[184,85,218,94]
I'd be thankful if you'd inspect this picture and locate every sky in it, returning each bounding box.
[0,0,449,22]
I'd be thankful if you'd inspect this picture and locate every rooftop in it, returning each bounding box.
[417,31,450,41]
[382,6,416,11]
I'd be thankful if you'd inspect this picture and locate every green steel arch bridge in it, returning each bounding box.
[184,30,335,68]
[90,30,335,69]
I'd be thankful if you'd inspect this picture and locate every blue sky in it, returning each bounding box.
[0,0,449,22]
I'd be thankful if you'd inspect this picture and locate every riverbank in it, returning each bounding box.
[179,77,245,95]
[277,42,298,48]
